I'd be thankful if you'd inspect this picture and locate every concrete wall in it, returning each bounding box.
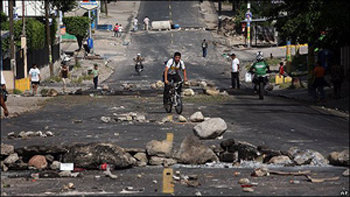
[3,71,15,90]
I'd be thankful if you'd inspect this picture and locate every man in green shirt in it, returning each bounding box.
[91,64,99,89]
[249,51,270,92]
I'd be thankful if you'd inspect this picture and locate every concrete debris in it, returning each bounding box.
[251,167,270,177]
[146,139,173,157]
[7,130,54,139]
[238,178,250,185]
[195,191,202,196]
[342,169,349,177]
[28,155,48,169]
[193,118,227,139]
[50,161,61,170]
[153,180,158,184]
[268,155,293,165]
[156,80,164,88]
[104,168,118,179]
[178,115,188,122]
[183,89,195,97]
[288,147,329,166]
[148,156,177,166]
[242,187,254,192]
[204,87,220,96]
[101,116,112,123]
[328,149,349,166]
[305,175,339,183]
[4,153,19,165]
[63,182,75,190]
[1,144,14,156]
[115,112,147,122]
[190,111,205,122]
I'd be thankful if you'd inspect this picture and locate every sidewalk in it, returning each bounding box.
[269,81,349,115]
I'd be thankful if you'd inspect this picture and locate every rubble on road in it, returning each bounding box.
[100,116,113,123]
[305,175,339,183]
[146,139,173,157]
[41,89,59,97]
[193,118,227,139]
[342,169,349,177]
[328,149,349,166]
[190,111,205,122]
[114,112,147,123]
[7,130,55,139]
[148,156,177,166]
[28,155,48,169]
[183,89,195,97]
[1,144,14,156]
[178,115,188,122]
[288,147,329,166]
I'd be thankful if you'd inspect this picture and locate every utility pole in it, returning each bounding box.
[104,0,108,16]
[218,0,222,16]
[45,0,53,77]
[9,0,16,85]
[246,2,252,48]
[21,0,27,78]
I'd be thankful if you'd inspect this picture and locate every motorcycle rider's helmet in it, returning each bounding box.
[256,51,264,62]
[137,53,141,56]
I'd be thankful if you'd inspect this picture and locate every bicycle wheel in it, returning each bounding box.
[175,96,183,114]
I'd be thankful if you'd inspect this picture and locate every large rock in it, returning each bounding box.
[15,145,68,161]
[190,112,205,122]
[178,115,187,122]
[48,89,58,97]
[220,139,235,151]
[28,155,48,169]
[134,153,148,163]
[1,144,14,156]
[288,147,329,166]
[175,136,219,164]
[63,143,135,169]
[148,156,177,166]
[4,153,19,165]
[204,88,220,96]
[146,140,172,157]
[183,89,195,97]
[50,161,61,170]
[328,150,349,166]
[219,151,238,163]
[268,155,293,165]
[193,118,227,139]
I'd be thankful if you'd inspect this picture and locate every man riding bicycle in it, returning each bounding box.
[249,51,270,92]
[163,52,188,104]
[133,53,144,70]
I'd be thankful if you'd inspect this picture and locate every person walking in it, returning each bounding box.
[143,16,150,31]
[279,62,288,77]
[230,53,240,89]
[91,64,99,89]
[133,18,138,32]
[118,24,123,37]
[330,63,344,99]
[202,39,208,58]
[0,70,9,117]
[311,62,326,102]
[113,23,119,37]
[29,64,41,96]
[60,64,69,93]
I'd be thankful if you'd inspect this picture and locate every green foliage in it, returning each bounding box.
[1,12,9,30]
[63,16,90,49]
[14,19,45,50]
[13,89,23,94]
[50,0,77,14]
[1,38,9,54]
[265,58,282,67]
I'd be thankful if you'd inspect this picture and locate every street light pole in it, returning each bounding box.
[9,0,16,87]
[246,2,251,48]
[21,0,27,78]
[45,0,53,77]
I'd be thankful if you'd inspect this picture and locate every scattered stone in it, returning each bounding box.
[26,131,35,137]
[7,132,16,139]
[251,167,270,177]
[220,139,235,151]
[153,180,158,184]
[190,112,205,122]
[15,145,68,161]
[148,156,177,166]
[4,153,19,165]
[101,116,112,123]
[238,178,250,184]
[135,114,146,122]
[288,147,328,166]
[204,88,220,96]
[104,168,118,179]
[136,161,147,167]
[45,154,54,163]
[102,85,110,91]
[175,136,219,164]
[342,169,349,177]
[328,150,349,166]
[268,155,293,165]
[28,155,48,169]
[63,143,135,169]
[45,131,54,137]
[242,187,254,192]
[199,81,207,87]
[178,115,187,122]
[35,131,43,136]
[48,89,58,97]
[151,83,157,89]
[219,151,238,163]
[50,161,61,170]
[1,144,14,156]
[62,182,75,190]
[228,141,260,161]
[183,89,195,97]
[193,118,227,139]
[219,91,229,96]
[1,162,8,172]
[59,171,72,177]
[124,148,146,154]
[156,80,164,88]
[195,191,202,196]
[137,174,142,178]
[146,140,173,157]
[134,153,148,163]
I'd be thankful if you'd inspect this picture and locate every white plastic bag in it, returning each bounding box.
[245,72,252,83]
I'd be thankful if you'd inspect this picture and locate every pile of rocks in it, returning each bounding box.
[150,80,164,90]
[40,89,59,97]
[7,130,54,139]
[100,112,148,123]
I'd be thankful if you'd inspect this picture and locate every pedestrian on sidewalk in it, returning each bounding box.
[113,23,119,37]
[133,18,138,32]
[0,70,9,117]
[202,39,208,58]
[29,64,41,96]
[330,63,344,99]
[118,24,123,37]
[59,63,69,93]
[90,64,99,89]
[230,53,240,89]
[143,16,150,31]
[311,62,326,102]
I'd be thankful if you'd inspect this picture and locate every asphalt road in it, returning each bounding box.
[1,1,349,196]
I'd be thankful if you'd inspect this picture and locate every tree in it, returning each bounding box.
[50,0,77,15]
[0,11,9,30]
[13,19,45,50]
[62,16,90,50]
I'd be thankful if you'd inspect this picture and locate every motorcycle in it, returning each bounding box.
[135,62,143,75]
[251,73,269,100]
[164,80,183,114]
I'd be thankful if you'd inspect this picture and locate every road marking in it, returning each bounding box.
[167,114,173,122]
[162,168,174,194]
[278,44,308,49]
[166,133,174,142]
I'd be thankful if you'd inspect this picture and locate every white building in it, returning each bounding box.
[2,1,46,17]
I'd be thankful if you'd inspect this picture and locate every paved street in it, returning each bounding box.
[1,1,349,196]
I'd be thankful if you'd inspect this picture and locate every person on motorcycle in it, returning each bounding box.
[133,53,144,70]
[249,51,270,92]
[163,52,188,103]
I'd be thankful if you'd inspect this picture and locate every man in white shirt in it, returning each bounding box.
[133,18,138,31]
[1,70,9,117]
[29,64,41,96]
[230,53,240,89]
[143,16,150,31]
